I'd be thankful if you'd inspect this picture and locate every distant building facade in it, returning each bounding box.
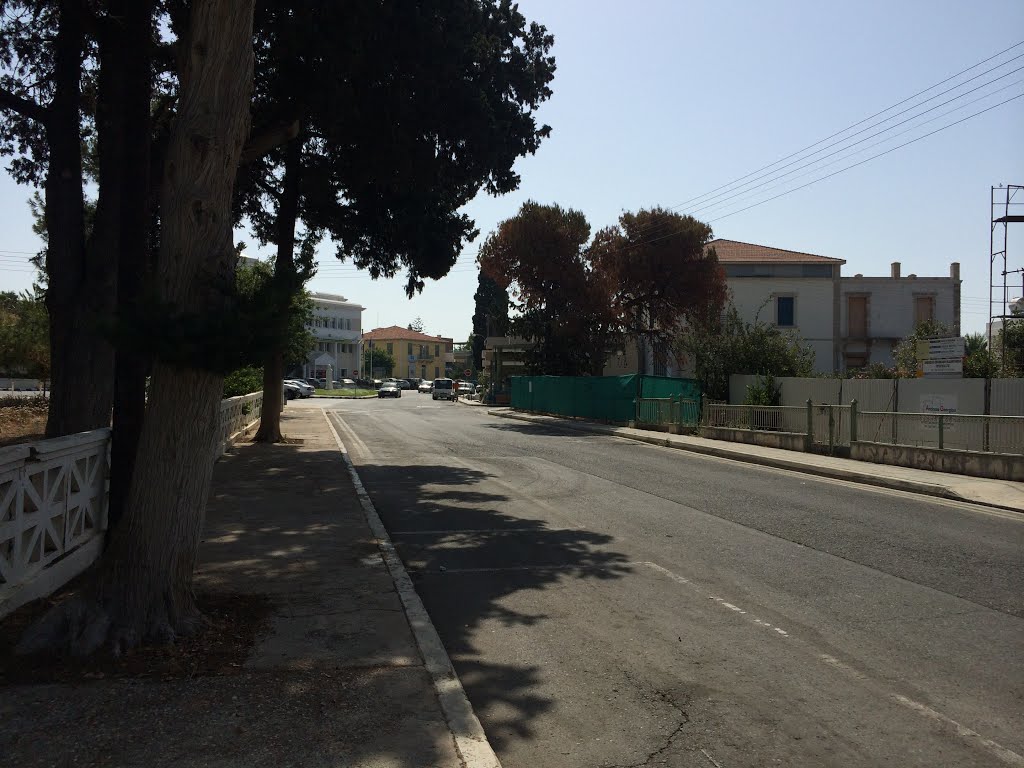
[841,261,960,369]
[362,326,454,380]
[303,292,365,380]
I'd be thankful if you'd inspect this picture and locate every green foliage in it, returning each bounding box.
[407,317,425,333]
[892,319,952,377]
[962,332,999,378]
[743,373,780,406]
[0,290,50,380]
[363,347,395,377]
[235,260,315,367]
[675,305,815,401]
[848,361,897,379]
[997,318,1024,376]
[223,367,265,398]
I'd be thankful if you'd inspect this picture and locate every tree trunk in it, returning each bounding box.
[18,0,256,657]
[108,0,156,533]
[253,138,301,443]
[44,0,117,438]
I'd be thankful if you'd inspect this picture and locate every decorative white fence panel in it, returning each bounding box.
[1,391,264,618]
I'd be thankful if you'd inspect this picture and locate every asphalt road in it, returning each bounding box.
[314,396,1024,768]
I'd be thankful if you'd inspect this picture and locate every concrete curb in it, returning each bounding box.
[312,394,377,399]
[488,409,1021,512]
[323,411,502,768]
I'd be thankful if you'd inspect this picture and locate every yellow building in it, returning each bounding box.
[363,326,454,380]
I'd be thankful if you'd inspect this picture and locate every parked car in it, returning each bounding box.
[283,381,302,400]
[339,378,356,387]
[458,381,475,397]
[378,382,402,398]
[305,378,320,389]
[432,378,455,401]
[285,379,314,398]
[417,381,433,394]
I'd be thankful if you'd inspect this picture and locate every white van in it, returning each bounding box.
[432,378,455,401]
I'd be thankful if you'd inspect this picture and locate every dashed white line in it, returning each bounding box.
[889,694,1024,767]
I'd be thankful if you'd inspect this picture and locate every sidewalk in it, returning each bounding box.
[1,408,491,767]
[489,409,1024,513]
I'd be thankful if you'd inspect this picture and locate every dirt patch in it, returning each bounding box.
[0,588,273,685]
[0,395,48,447]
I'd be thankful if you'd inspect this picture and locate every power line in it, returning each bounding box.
[618,91,1024,251]
[703,92,1024,225]
[686,76,1024,220]
[684,71,1024,220]
[663,39,1024,214]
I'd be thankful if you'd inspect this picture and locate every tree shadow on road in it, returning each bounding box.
[353,459,633,751]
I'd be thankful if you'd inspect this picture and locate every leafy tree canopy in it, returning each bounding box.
[675,305,815,401]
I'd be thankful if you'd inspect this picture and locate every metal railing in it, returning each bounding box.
[636,397,701,429]
[701,402,808,434]
[857,410,1024,454]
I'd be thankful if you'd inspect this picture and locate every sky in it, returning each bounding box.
[1,0,1022,340]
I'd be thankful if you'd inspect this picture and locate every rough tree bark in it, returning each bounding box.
[107,0,155,533]
[253,138,301,443]
[19,0,256,656]
[44,0,117,438]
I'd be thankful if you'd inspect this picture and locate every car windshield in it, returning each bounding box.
[433,379,453,389]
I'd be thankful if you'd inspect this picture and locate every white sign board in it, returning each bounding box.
[926,337,965,359]
[921,394,957,414]
[923,358,963,376]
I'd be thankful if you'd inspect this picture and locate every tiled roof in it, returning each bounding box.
[362,325,453,343]
[709,239,845,265]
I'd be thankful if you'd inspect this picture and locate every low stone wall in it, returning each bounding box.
[851,441,1024,481]
[699,426,809,452]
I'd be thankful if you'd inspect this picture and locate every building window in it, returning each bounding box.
[776,296,795,327]
[435,344,440,356]
[408,342,413,356]
[847,296,867,338]
[387,342,393,354]
[346,319,351,330]
[435,366,439,378]
[914,296,935,326]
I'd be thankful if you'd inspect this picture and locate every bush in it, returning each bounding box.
[223,367,263,398]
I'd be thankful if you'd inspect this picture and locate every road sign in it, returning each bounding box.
[464,368,473,377]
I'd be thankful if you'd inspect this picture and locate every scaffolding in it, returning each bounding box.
[989,184,1024,368]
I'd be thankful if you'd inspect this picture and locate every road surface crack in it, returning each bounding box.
[602,685,690,768]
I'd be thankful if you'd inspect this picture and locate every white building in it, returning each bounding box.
[303,292,365,380]
[841,261,960,369]
[713,239,844,373]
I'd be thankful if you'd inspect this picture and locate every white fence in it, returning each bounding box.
[728,375,1023,417]
[0,390,264,619]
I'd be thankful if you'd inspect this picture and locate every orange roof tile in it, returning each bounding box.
[362,325,454,344]
[709,239,845,265]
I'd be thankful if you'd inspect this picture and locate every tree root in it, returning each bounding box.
[15,583,205,658]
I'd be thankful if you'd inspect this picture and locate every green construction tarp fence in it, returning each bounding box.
[510,375,701,422]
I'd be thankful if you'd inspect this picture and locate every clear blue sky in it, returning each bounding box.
[1,0,1022,339]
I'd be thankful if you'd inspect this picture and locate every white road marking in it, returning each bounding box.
[890,694,1024,767]
[329,411,374,460]
[391,527,572,536]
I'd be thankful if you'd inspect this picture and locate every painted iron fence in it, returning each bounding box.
[636,397,701,429]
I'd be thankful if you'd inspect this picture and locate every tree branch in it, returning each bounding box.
[0,87,49,124]
[239,119,300,166]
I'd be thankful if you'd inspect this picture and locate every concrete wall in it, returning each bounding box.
[700,426,808,452]
[727,277,836,373]
[0,378,45,391]
[851,441,1024,481]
